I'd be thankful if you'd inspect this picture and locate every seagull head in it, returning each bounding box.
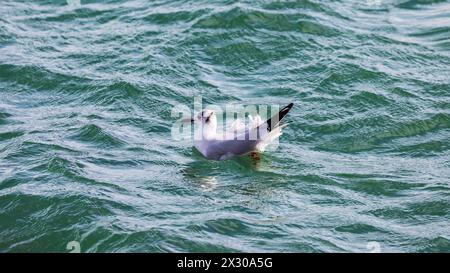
[195,109,217,140]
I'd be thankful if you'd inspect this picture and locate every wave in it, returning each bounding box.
[70,124,125,148]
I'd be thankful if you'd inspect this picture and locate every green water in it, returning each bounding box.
[1,0,449,253]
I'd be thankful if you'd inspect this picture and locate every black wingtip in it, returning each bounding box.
[279,102,294,120]
[266,103,294,132]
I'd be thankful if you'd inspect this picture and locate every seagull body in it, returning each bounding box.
[192,103,293,161]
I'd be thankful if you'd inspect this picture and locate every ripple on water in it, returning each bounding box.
[197,7,320,31]
[335,223,385,234]
[70,124,126,148]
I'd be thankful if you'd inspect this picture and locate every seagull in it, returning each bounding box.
[187,103,294,161]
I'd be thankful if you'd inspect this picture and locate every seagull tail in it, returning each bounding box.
[266,103,294,132]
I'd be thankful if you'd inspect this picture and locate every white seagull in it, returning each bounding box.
[188,103,294,161]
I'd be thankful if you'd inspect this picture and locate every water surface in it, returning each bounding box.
[0,0,449,252]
